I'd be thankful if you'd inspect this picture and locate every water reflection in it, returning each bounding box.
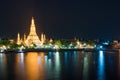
[64,52,68,66]
[14,53,24,80]
[20,53,24,64]
[54,52,61,78]
[82,53,89,80]
[118,50,120,78]
[73,51,77,65]
[98,50,105,80]
[25,52,45,80]
[0,53,7,80]
[48,52,52,59]
[0,53,3,64]
[0,51,120,80]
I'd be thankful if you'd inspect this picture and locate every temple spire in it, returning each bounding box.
[25,17,41,46]
[17,33,21,45]
[29,17,37,35]
[32,17,34,24]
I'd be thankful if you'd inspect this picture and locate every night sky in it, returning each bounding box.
[0,0,120,40]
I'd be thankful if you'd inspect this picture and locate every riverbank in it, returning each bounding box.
[0,48,119,53]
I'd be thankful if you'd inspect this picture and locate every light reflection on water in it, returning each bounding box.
[0,51,120,80]
[73,51,77,64]
[98,50,105,80]
[64,52,68,64]
[82,53,89,80]
[54,52,60,72]
[0,53,7,80]
[118,50,120,78]
[25,52,40,80]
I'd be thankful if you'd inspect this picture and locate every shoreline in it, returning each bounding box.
[0,48,119,53]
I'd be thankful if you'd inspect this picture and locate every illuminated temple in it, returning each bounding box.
[17,17,46,46]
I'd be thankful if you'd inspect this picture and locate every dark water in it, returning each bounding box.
[0,50,120,80]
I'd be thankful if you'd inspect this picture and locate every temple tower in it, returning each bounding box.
[25,17,41,46]
[17,33,21,45]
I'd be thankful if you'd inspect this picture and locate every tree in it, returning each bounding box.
[53,40,62,48]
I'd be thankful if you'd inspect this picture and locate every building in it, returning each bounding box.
[17,17,46,47]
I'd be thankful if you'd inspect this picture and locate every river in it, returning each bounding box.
[0,50,120,80]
